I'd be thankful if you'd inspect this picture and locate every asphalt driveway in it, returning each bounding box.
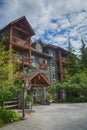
[0,103,87,130]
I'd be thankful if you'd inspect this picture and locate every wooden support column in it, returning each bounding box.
[9,25,13,79]
[28,37,31,64]
[58,50,63,82]
[9,25,13,50]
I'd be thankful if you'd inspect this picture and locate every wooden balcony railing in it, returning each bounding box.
[39,62,48,70]
[12,54,29,65]
[12,36,29,49]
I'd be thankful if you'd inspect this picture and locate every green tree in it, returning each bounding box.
[65,38,79,78]
[0,41,20,107]
[80,36,87,70]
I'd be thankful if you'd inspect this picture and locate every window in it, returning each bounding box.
[49,50,55,57]
[52,72,56,81]
[52,59,56,67]
[36,44,42,52]
[43,59,47,64]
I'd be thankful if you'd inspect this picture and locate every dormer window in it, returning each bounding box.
[36,44,42,52]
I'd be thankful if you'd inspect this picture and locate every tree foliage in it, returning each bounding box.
[0,41,20,106]
[49,71,87,102]
[65,38,79,79]
[48,37,87,102]
[80,36,87,70]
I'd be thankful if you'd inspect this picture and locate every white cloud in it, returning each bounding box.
[0,0,87,54]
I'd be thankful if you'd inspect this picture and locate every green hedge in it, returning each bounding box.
[0,108,21,127]
[57,97,87,103]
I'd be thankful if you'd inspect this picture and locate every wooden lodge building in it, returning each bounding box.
[0,16,66,106]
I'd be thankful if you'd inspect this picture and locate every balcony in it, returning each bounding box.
[12,54,29,66]
[12,36,30,50]
[39,62,48,70]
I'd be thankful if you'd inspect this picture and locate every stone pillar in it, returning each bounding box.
[41,87,46,104]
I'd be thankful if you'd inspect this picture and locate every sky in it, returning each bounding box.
[0,0,87,55]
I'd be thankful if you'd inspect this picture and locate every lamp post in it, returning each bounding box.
[21,54,33,119]
[21,54,26,120]
[21,54,35,119]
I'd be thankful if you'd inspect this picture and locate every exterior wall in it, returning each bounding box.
[31,54,51,82]
[44,48,59,83]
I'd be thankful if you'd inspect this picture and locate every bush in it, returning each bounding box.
[47,93,52,101]
[72,97,87,103]
[0,119,4,127]
[58,97,87,103]
[25,95,32,106]
[0,108,21,125]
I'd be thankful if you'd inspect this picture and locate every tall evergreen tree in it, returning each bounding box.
[65,38,79,78]
[80,36,87,70]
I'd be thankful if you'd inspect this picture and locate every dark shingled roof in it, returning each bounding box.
[26,70,39,79]
[0,16,35,36]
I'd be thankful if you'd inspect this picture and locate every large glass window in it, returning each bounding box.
[43,59,47,64]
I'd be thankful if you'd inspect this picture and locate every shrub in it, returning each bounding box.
[47,93,52,101]
[0,108,21,125]
[0,119,4,127]
[25,94,32,106]
[58,97,87,103]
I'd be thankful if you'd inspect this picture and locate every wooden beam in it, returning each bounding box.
[13,26,29,35]
[32,84,46,87]
[58,50,63,82]
[9,25,13,44]
[28,37,31,64]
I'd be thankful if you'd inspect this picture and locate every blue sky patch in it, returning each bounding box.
[0,0,87,54]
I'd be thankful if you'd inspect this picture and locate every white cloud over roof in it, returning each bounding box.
[0,0,87,54]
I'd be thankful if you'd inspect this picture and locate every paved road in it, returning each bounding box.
[0,103,87,130]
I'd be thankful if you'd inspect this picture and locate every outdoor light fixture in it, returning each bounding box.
[21,54,26,120]
[21,54,33,119]
[21,78,26,120]
[21,54,35,119]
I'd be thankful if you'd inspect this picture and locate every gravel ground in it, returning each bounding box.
[0,103,87,130]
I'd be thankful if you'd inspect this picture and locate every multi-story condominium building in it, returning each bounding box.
[0,16,66,86]
[0,16,67,106]
[0,16,52,90]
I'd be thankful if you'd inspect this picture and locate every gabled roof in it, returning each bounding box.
[43,44,58,51]
[26,70,51,87]
[31,40,52,59]
[32,39,46,47]
[0,16,35,36]
[26,70,39,79]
